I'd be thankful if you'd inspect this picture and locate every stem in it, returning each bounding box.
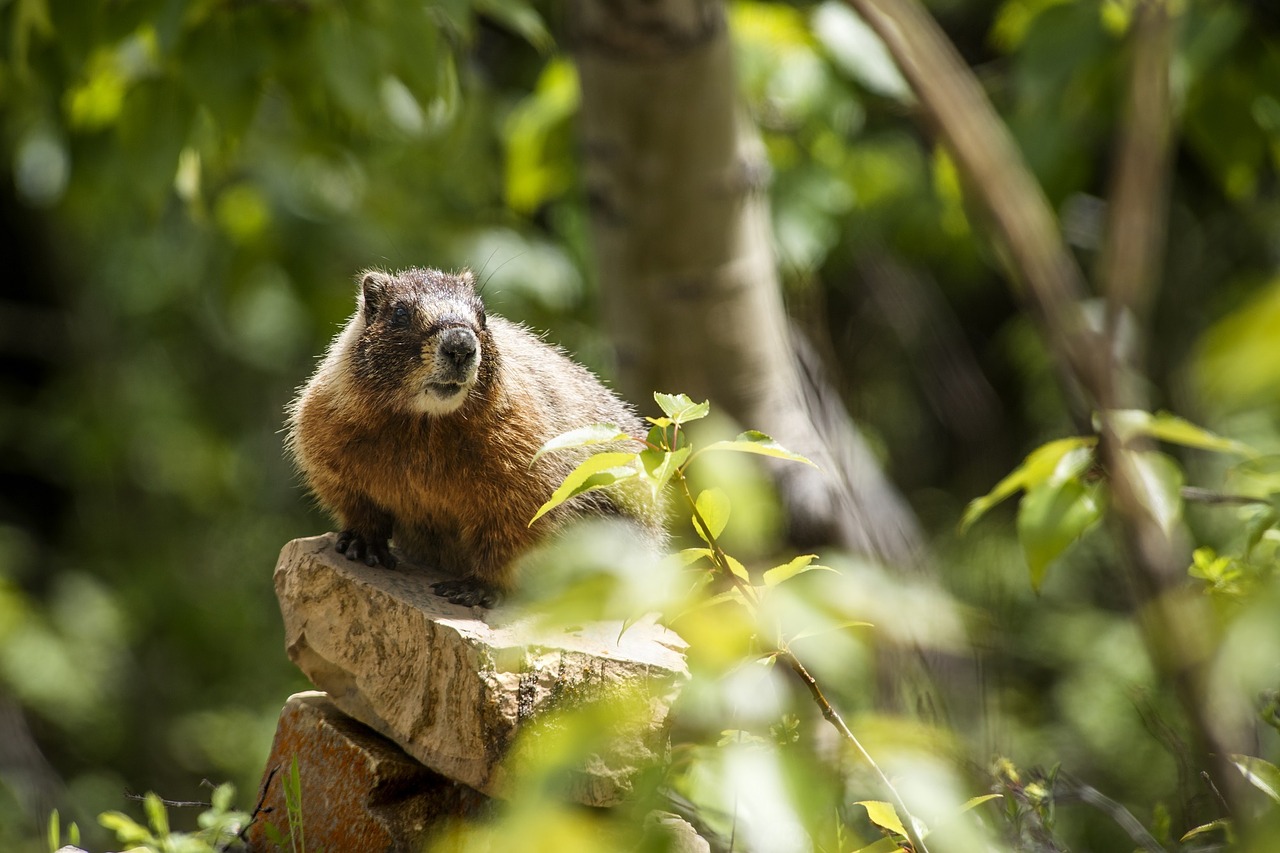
[844,0,1243,815]
[1057,775,1167,853]
[678,472,760,607]
[1180,487,1271,508]
[674,468,930,853]
[843,0,1104,427]
[782,650,931,853]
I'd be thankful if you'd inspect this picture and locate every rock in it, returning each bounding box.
[274,534,688,807]
[244,691,488,853]
[643,810,713,853]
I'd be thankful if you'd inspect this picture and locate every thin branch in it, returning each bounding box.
[1180,487,1270,508]
[1056,775,1167,853]
[843,0,1243,815]
[1099,0,1175,343]
[782,651,930,853]
[676,468,929,853]
[842,0,1105,424]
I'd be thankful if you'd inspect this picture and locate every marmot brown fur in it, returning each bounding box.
[286,267,664,606]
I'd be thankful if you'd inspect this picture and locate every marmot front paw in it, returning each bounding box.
[335,530,397,569]
[432,578,500,608]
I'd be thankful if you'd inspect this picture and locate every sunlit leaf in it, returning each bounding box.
[1124,449,1184,536]
[640,445,691,494]
[211,782,234,812]
[529,452,637,525]
[694,488,731,542]
[1102,409,1256,456]
[856,800,909,838]
[762,554,835,587]
[47,809,60,852]
[1017,476,1103,590]
[473,0,552,51]
[852,838,906,853]
[1243,505,1280,555]
[677,547,714,567]
[654,392,711,424]
[1181,818,1234,843]
[700,430,816,466]
[98,811,153,846]
[670,588,747,624]
[959,793,1003,812]
[1232,754,1280,803]
[789,619,872,642]
[725,553,750,583]
[716,728,769,746]
[531,423,632,464]
[812,2,911,101]
[143,792,169,836]
[503,57,578,213]
[961,436,1096,532]
[1194,276,1280,410]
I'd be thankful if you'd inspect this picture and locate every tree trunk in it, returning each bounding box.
[569,0,924,570]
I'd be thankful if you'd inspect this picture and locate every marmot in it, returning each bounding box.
[286,267,664,607]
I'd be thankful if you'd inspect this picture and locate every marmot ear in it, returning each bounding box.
[360,271,390,323]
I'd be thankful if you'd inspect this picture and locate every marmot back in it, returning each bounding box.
[287,267,664,607]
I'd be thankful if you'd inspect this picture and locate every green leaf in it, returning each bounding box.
[961,436,1096,532]
[762,554,835,587]
[1244,505,1280,555]
[503,57,577,213]
[99,811,153,846]
[790,619,873,642]
[724,553,750,582]
[677,547,714,567]
[639,445,691,495]
[1017,476,1103,590]
[1125,449,1184,536]
[856,800,909,838]
[529,452,637,526]
[812,2,911,101]
[852,838,907,853]
[1181,818,1234,843]
[144,792,169,837]
[670,588,746,623]
[654,392,710,424]
[473,0,552,51]
[694,488,731,542]
[47,809,60,851]
[531,423,632,464]
[959,793,1002,812]
[1232,754,1280,803]
[1103,409,1256,456]
[700,430,816,466]
[211,782,234,812]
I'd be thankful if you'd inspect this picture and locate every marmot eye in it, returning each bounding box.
[477,306,486,329]
[391,305,410,326]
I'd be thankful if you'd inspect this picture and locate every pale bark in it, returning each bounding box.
[570,0,924,569]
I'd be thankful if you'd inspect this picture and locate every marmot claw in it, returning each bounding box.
[335,530,397,569]
[432,578,500,608]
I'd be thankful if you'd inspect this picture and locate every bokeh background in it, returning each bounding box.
[4,0,1280,849]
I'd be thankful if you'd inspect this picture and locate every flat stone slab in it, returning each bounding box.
[274,535,688,806]
[245,691,487,853]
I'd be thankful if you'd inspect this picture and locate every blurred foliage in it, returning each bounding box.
[4,0,1280,850]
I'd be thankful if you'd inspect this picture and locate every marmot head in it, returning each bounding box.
[351,268,490,416]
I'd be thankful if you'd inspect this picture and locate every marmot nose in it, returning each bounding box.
[439,327,478,368]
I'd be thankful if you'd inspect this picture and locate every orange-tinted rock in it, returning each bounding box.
[244,691,487,853]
